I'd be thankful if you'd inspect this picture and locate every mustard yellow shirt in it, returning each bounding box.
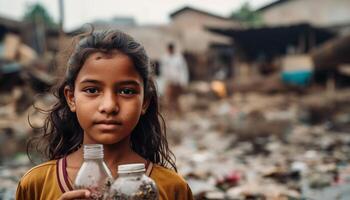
[16,158,193,200]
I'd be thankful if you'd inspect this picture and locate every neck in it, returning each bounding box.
[103,142,145,177]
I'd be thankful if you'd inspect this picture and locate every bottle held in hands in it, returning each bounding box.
[74,144,113,200]
[108,163,158,200]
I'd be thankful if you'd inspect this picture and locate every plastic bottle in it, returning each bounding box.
[108,163,158,200]
[74,144,113,200]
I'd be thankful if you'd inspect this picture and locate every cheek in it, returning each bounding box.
[74,96,97,127]
[75,109,91,128]
[122,102,143,126]
[127,105,142,119]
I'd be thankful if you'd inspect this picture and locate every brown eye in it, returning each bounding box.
[119,88,136,95]
[83,87,99,94]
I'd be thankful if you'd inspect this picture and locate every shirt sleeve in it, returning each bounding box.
[185,184,195,200]
[16,181,30,200]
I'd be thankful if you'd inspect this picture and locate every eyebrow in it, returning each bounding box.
[79,79,141,87]
[79,79,101,84]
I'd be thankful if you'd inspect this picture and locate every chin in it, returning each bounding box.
[95,134,129,145]
[84,128,131,145]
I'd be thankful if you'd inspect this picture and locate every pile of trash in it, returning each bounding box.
[0,33,57,200]
[166,84,350,200]
[0,33,56,164]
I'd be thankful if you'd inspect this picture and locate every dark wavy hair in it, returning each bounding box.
[28,29,176,170]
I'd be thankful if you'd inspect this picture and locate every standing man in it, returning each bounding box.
[160,43,189,113]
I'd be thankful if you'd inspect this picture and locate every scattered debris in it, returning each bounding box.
[169,88,350,200]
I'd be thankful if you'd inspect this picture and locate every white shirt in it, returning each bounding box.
[160,53,189,87]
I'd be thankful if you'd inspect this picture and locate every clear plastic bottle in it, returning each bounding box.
[74,144,113,200]
[108,163,158,200]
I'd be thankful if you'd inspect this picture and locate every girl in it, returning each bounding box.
[16,29,193,200]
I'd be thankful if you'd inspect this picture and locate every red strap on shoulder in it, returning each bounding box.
[56,157,73,193]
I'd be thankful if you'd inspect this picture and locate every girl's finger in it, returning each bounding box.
[58,189,90,200]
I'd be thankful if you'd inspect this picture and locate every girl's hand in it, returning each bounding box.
[58,189,90,200]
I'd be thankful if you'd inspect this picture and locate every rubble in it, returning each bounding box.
[0,32,56,199]
[168,88,350,200]
[1,34,21,61]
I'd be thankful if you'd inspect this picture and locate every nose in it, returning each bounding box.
[98,91,119,115]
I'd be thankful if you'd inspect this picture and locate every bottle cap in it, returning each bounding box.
[83,144,104,159]
[118,163,145,174]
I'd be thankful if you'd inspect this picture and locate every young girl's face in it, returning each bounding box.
[65,52,149,145]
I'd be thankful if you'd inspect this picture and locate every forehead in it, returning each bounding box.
[76,52,143,85]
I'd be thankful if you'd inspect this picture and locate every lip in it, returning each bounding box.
[94,119,122,125]
[94,120,122,131]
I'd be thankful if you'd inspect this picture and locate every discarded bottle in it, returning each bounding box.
[74,144,113,200]
[108,163,158,200]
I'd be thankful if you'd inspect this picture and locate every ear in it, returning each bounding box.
[141,96,150,115]
[64,86,76,112]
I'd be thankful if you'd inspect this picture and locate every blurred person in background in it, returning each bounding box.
[160,43,189,114]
